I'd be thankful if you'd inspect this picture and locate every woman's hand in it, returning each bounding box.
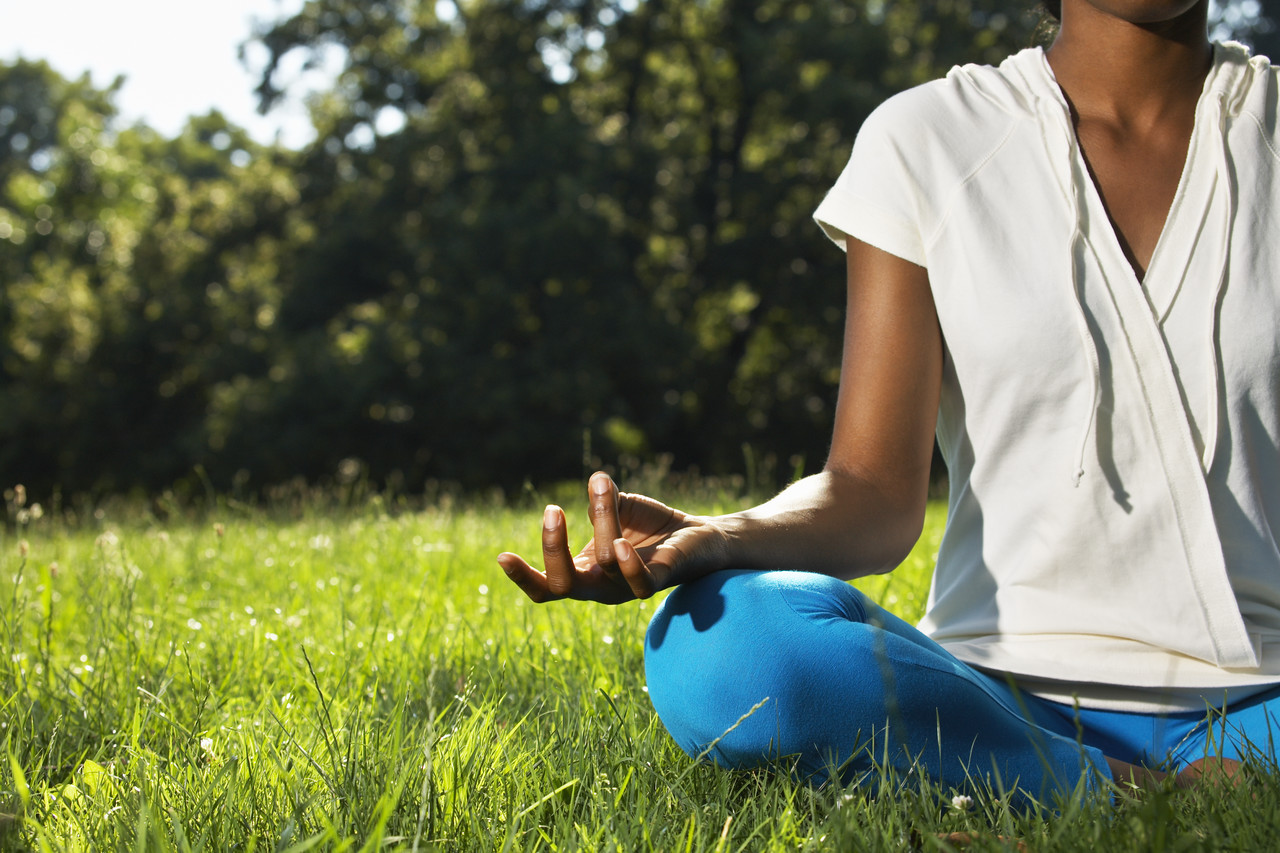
[497,471,727,604]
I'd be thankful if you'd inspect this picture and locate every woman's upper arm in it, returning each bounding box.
[825,237,942,521]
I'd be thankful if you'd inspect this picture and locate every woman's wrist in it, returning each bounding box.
[704,512,750,569]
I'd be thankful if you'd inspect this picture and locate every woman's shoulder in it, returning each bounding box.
[871,47,1051,128]
[1217,42,1278,112]
[855,48,1049,178]
[1211,42,1280,161]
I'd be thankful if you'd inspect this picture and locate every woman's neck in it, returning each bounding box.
[1047,1,1213,128]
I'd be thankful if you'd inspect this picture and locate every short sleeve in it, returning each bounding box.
[813,98,929,267]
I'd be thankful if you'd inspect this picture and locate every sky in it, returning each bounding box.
[0,0,343,148]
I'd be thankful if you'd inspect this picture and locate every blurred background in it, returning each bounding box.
[1,0,1275,501]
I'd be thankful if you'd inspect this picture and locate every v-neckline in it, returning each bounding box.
[1074,114,1204,315]
[1041,48,1220,319]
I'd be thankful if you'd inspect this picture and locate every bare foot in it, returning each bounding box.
[1174,757,1245,790]
[937,831,1027,850]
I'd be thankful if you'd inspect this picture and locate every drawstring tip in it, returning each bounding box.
[1072,468,1084,488]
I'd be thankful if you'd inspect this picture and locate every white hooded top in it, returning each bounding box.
[814,43,1280,711]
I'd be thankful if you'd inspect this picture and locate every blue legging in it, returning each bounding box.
[644,570,1280,802]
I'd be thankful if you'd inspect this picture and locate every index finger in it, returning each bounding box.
[588,472,622,570]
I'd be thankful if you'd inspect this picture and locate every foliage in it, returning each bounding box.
[0,60,300,497]
[1,1,1276,498]
[242,0,1048,490]
[0,2,1047,498]
[4,492,1279,851]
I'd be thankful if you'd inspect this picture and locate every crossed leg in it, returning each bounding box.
[644,569,1111,802]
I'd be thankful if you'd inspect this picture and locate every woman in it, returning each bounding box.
[499,0,1280,800]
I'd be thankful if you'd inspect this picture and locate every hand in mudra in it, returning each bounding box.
[497,472,725,604]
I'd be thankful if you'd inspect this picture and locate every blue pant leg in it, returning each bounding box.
[644,570,1107,801]
[1163,685,1280,767]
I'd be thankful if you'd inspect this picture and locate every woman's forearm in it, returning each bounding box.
[710,468,927,581]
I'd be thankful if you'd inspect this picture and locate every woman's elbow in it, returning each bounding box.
[823,464,929,576]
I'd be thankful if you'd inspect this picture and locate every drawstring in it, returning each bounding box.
[1037,97,1103,487]
[1065,135,1103,488]
[1201,92,1234,474]
[1040,77,1236,484]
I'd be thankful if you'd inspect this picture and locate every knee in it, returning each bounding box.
[644,569,865,666]
[643,570,872,772]
[647,569,865,648]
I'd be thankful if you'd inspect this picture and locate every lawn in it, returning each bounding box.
[2,482,1278,851]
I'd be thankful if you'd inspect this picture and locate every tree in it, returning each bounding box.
[5,1,1275,497]
[244,0,1044,489]
[0,60,298,496]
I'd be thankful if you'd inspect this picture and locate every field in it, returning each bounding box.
[3,482,1279,851]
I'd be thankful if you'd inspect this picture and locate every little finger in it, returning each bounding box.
[497,552,555,603]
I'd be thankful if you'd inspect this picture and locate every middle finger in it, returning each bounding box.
[589,472,623,570]
[542,504,575,596]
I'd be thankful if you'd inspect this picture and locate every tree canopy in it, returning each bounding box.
[2,0,1275,499]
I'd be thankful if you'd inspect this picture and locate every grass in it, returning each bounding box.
[2,482,1280,851]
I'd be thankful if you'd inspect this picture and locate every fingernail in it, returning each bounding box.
[543,505,559,527]
[613,539,631,560]
[590,474,610,495]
